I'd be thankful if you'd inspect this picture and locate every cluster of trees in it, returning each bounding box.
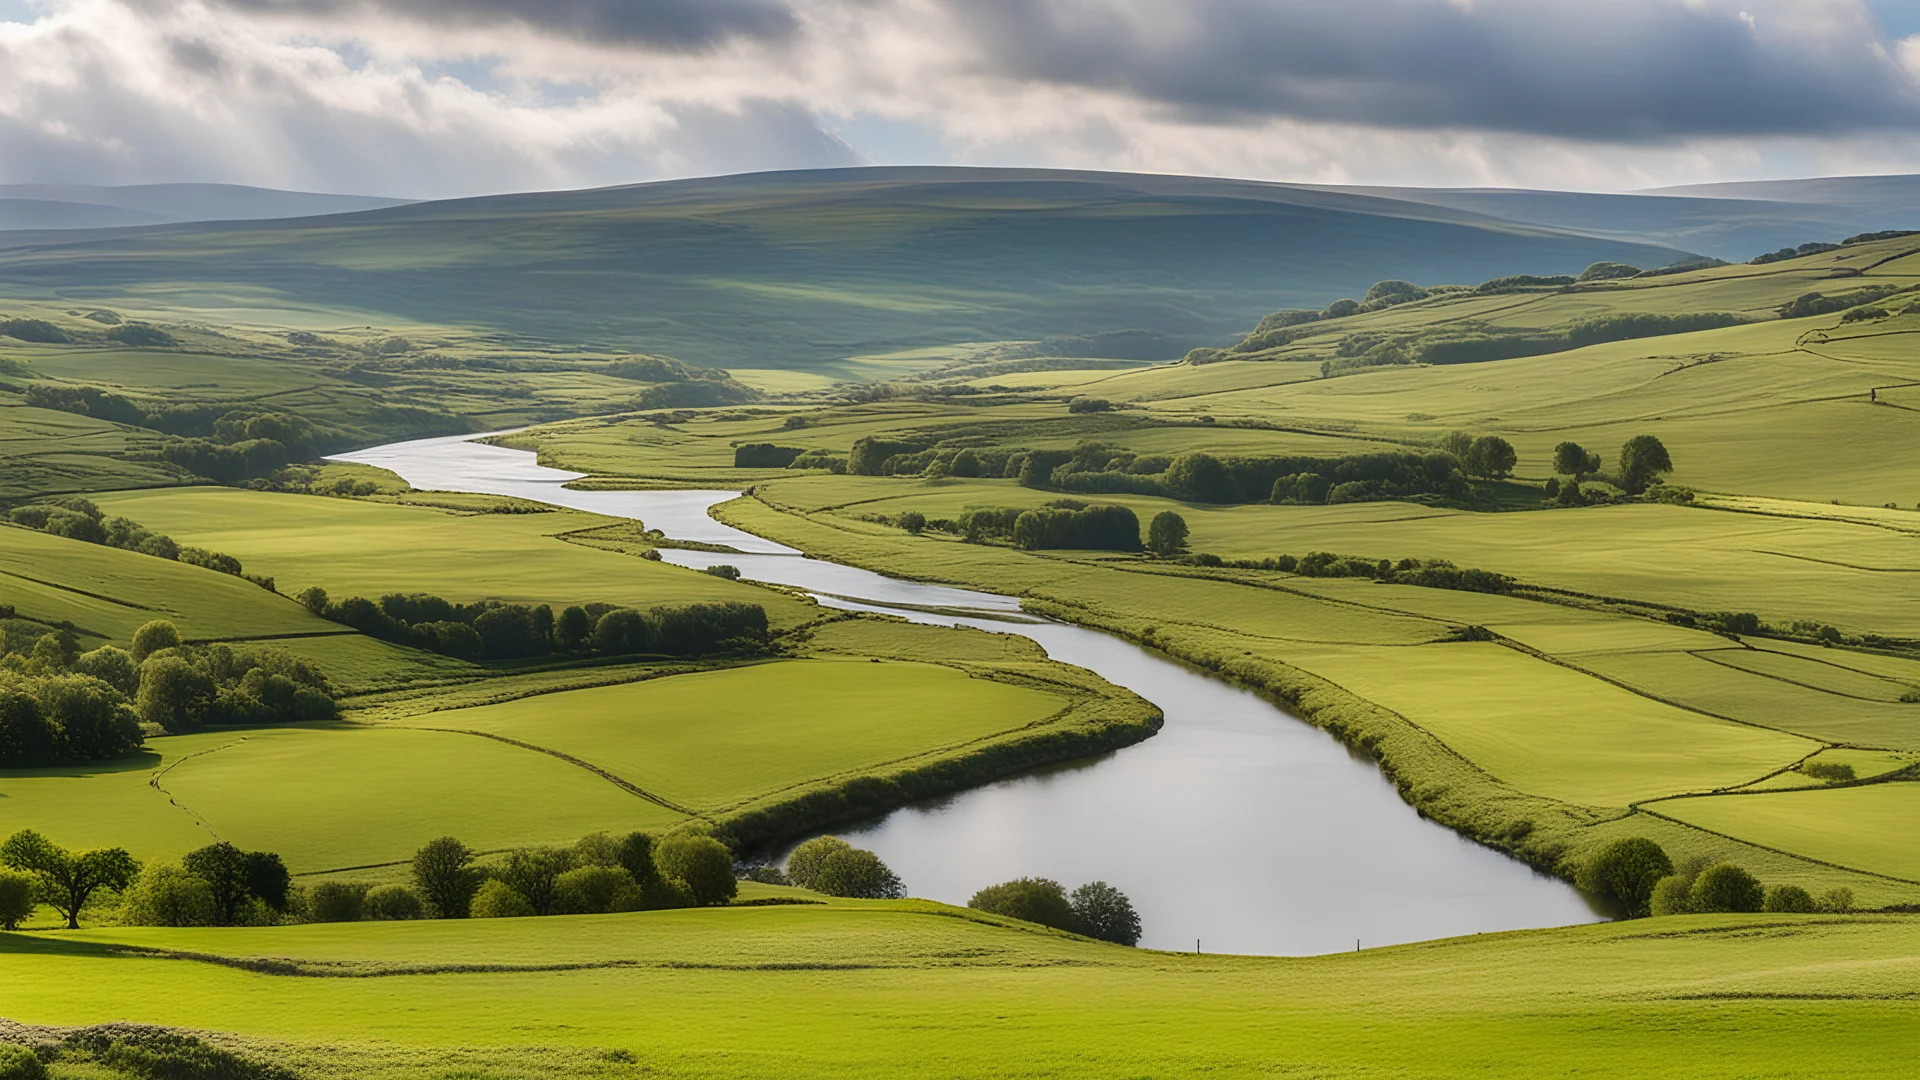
[6,496,268,588]
[1,831,289,930]
[1184,551,1516,594]
[1224,280,1440,354]
[967,877,1141,946]
[356,833,737,922]
[1777,285,1906,321]
[1325,312,1750,376]
[1752,241,1841,265]
[1576,837,1854,919]
[1067,396,1111,414]
[780,836,905,899]
[735,443,805,468]
[0,640,144,766]
[1020,446,1478,506]
[1577,262,1642,282]
[302,587,770,662]
[2,317,71,343]
[17,386,325,486]
[1546,436,1673,500]
[949,501,1142,552]
[127,621,337,732]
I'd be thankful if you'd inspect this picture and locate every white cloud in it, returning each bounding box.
[0,0,1916,197]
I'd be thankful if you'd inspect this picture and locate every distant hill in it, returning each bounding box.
[0,167,1687,372]
[1312,184,1904,263]
[0,183,412,231]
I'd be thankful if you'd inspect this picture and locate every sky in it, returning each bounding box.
[3,0,1920,199]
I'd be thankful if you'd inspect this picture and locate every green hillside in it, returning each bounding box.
[0,168,1687,374]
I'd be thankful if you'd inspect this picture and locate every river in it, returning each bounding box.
[338,432,1603,955]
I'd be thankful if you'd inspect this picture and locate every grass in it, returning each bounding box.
[1654,783,1920,882]
[1,904,1916,1078]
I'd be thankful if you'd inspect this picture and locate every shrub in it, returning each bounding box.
[656,835,737,906]
[1689,863,1764,913]
[118,863,217,927]
[734,443,805,468]
[360,883,424,914]
[1800,761,1855,783]
[412,836,481,918]
[1817,887,1854,914]
[553,865,641,914]
[470,879,535,919]
[0,869,37,930]
[1069,881,1141,945]
[0,1044,47,1080]
[0,317,70,343]
[1650,873,1695,916]
[1578,261,1641,282]
[1763,884,1817,913]
[785,836,853,891]
[968,877,1078,932]
[704,564,742,580]
[1068,397,1110,414]
[1576,837,1673,918]
[305,881,368,922]
[897,511,926,535]
[106,323,177,347]
[811,847,905,900]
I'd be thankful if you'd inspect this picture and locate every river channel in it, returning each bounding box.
[339,433,1602,955]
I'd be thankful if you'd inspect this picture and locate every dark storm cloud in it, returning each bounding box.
[942,0,1920,139]
[211,0,798,49]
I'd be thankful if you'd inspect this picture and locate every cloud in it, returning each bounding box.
[1,0,1918,197]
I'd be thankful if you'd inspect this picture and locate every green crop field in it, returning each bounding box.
[3,902,1918,1079]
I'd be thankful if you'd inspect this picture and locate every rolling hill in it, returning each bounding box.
[0,167,1690,373]
[0,183,411,232]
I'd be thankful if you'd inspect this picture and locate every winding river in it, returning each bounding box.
[339,433,1602,955]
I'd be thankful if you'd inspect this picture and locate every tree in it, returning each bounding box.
[0,829,139,929]
[119,863,217,927]
[1163,453,1243,503]
[654,834,736,906]
[1464,435,1518,479]
[499,847,574,916]
[135,656,215,731]
[182,843,252,925]
[130,620,182,662]
[306,881,366,922]
[1442,431,1475,459]
[363,884,426,920]
[0,869,36,930]
[553,865,641,915]
[412,836,482,918]
[1551,441,1602,481]
[72,646,139,695]
[1764,884,1816,913]
[1069,881,1141,945]
[968,877,1078,932]
[1618,435,1673,495]
[1146,511,1190,556]
[244,850,291,912]
[295,586,329,616]
[469,879,535,919]
[1688,863,1763,913]
[0,687,57,768]
[592,609,652,655]
[897,511,926,535]
[554,605,593,651]
[812,847,905,899]
[1575,838,1673,918]
[785,836,853,891]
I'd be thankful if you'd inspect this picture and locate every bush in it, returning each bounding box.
[106,323,177,347]
[1800,761,1855,783]
[0,869,38,930]
[0,1044,47,1080]
[1146,511,1188,556]
[1069,881,1141,945]
[1649,873,1695,916]
[896,511,926,535]
[1817,887,1854,914]
[1011,504,1142,551]
[734,444,804,468]
[1576,837,1673,918]
[655,835,737,906]
[553,865,641,915]
[704,564,742,580]
[1,317,70,343]
[305,881,367,923]
[1689,863,1764,913]
[1763,884,1817,913]
[1578,261,1641,282]
[118,862,216,927]
[470,879,535,919]
[363,884,426,921]
[811,847,905,900]
[785,836,852,891]
[968,877,1078,932]
[1067,397,1110,414]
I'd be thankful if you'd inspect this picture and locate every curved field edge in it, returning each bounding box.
[713,493,1919,905]
[3,905,1919,1079]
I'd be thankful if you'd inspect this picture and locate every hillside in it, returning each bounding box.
[0,168,1688,374]
[0,184,411,232]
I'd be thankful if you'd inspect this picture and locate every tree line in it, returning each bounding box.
[0,617,338,766]
[1181,551,1515,594]
[6,496,271,589]
[299,587,771,662]
[967,877,1141,946]
[1577,837,1854,919]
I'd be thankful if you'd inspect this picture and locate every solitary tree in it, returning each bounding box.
[1575,837,1673,918]
[1618,435,1673,495]
[811,847,905,899]
[0,829,139,929]
[412,836,481,918]
[1551,441,1602,482]
[182,842,252,925]
[1465,436,1518,480]
[1069,881,1142,945]
[1146,511,1190,556]
[654,834,736,906]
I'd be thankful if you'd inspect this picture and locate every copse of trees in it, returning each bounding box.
[784,836,905,899]
[117,842,292,927]
[302,587,770,662]
[968,876,1142,946]
[401,831,733,922]
[1645,857,1853,917]
[1552,441,1603,482]
[126,622,337,734]
[1011,503,1142,552]
[734,443,804,468]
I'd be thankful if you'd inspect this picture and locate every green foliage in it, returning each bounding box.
[119,862,217,927]
[0,1045,45,1080]
[1576,838,1673,918]
[1800,761,1856,783]
[0,316,69,343]
[970,877,1079,932]
[324,590,767,661]
[849,437,929,476]
[183,842,254,925]
[1012,504,1142,552]
[1618,435,1674,495]
[305,881,368,923]
[72,646,139,695]
[363,883,426,921]
[1763,884,1817,913]
[1649,873,1695,916]
[105,322,178,347]
[470,879,535,919]
[1777,285,1904,318]
[0,829,139,929]
[498,846,574,917]
[1164,452,1243,503]
[736,443,804,468]
[1067,397,1111,414]
[0,869,36,930]
[1578,262,1641,282]
[655,834,737,907]
[1689,863,1764,913]
[1817,887,1855,914]
[1069,881,1141,945]
[130,620,182,662]
[1552,441,1602,479]
[64,1028,294,1080]
[1146,511,1189,556]
[785,836,852,891]
[1464,436,1517,480]
[553,865,641,915]
[704,564,743,580]
[134,643,335,730]
[412,836,482,919]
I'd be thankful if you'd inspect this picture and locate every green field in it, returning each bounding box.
[3,903,1917,1079]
